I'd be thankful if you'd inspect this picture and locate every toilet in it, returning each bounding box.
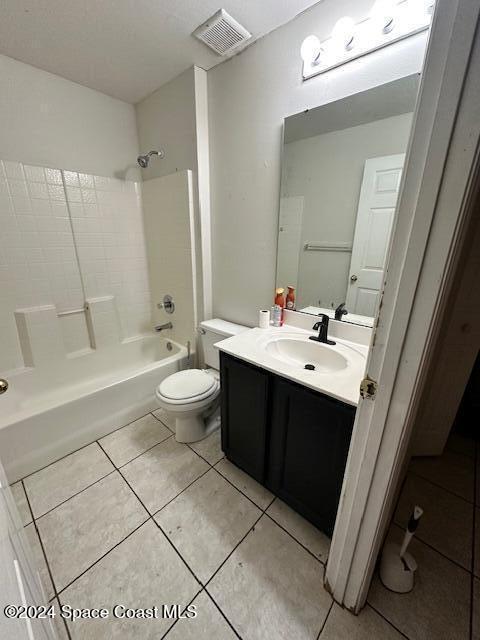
[155,319,248,443]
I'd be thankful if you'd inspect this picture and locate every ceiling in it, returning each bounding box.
[0,0,320,103]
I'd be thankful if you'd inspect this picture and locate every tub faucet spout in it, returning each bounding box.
[155,322,173,332]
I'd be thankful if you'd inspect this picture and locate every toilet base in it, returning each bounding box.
[174,405,221,443]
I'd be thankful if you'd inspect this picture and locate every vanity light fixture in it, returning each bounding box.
[370,0,397,34]
[331,17,356,51]
[301,0,434,81]
[300,35,323,66]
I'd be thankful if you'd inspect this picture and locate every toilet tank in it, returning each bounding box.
[199,319,249,369]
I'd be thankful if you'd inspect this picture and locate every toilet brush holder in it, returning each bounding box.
[380,542,417,593]
[380,505,423,594]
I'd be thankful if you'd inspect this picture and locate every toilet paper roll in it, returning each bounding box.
[259,309,270,329]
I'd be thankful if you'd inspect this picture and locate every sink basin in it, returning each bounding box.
[265,337,348,373]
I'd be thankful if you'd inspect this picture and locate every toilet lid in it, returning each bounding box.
[158,369,217,401]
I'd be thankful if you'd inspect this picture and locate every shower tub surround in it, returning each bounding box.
[0,158,193,481]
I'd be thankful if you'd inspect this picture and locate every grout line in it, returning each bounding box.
[211,463,272,513]
[20,479,35,526]
[55,593,73,640]
[203,586,243,639]
[57,516,150,598]
[32,469,117,522]
[23,482,61,604]
[153,518,204,587]
[204,511,266,589]
[150,467,212,519]
[316,600,334,639]
[367,602,411,639]
[159,588,204,640]
[409,468,475,505]
[115,433,174,470]
[263,511,327,567]
[151,411,175,433]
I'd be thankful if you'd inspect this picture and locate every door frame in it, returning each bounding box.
[325,0,480,612]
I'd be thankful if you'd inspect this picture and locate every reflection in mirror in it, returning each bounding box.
[276,75,419,327]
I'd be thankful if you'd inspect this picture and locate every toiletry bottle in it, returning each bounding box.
[286,286,296,311]
[272,305,282,327]
[274,288,285,326]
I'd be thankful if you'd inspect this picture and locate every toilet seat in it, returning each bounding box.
[156,369,219,406]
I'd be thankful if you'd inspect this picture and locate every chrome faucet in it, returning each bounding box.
[154,322,173,332]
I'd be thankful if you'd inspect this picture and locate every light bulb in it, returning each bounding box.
[370,0,397,34]
[300,35,322,65]
[331,16,355,51]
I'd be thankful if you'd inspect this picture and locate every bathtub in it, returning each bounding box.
[0,335,187,482]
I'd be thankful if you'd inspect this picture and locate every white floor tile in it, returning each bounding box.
[410,450,475,502]
[121,437,209,514]
[189,429,224,465]
[166,591,237,640]
[153,408,175,431]
[214,458,273,510]
[99,413,172,467]
[62,520,200,639]
[267,498,330,563]
[155,469,261,583]
[209,515,331,640]
[320,603,404,640]
[24,443,114,518]
[37,471,147,591]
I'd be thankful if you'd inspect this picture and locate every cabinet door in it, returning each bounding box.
[268,378,355,536]
[220,354,270,483]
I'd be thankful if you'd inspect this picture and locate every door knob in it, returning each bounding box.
[350,275,358,283]
[0,379,8,394]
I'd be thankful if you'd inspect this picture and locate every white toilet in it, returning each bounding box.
[155,319,248,443]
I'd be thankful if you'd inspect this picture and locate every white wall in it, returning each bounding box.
[0,54,139,179]
[281,113,413,309]
[208,0,428,326]
[136,66,212,336]
[135,67,197,181]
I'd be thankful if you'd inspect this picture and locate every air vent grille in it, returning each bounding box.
[194,9,251,56]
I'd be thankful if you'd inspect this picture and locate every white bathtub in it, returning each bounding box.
[0,336,187,482]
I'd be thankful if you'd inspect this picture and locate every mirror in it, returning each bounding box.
[276,75,419,327]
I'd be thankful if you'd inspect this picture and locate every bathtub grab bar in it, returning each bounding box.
[57,306,86,317]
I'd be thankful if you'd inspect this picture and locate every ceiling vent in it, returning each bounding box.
[193,9,251,56]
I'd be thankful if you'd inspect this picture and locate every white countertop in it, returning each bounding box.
[215,324,368,407]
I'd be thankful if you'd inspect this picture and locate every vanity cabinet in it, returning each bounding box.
[220,353,271,483]
[220,353,355,536]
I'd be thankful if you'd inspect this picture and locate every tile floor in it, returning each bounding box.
[9,413,479,639]
[368,430,479,640]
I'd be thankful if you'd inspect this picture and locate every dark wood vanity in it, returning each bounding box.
[220,352,355,536]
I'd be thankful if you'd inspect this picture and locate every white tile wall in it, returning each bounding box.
[65,172,151,339]
[0,159,152,372]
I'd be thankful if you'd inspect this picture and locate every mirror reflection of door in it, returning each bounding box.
[346,154,405,317]
[276,75,419,327]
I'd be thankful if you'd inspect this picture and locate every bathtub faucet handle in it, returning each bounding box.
[157,294,175,314]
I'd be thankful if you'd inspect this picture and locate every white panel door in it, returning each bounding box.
[346,154,405,316]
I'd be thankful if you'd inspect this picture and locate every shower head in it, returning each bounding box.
[137,149,165,168]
